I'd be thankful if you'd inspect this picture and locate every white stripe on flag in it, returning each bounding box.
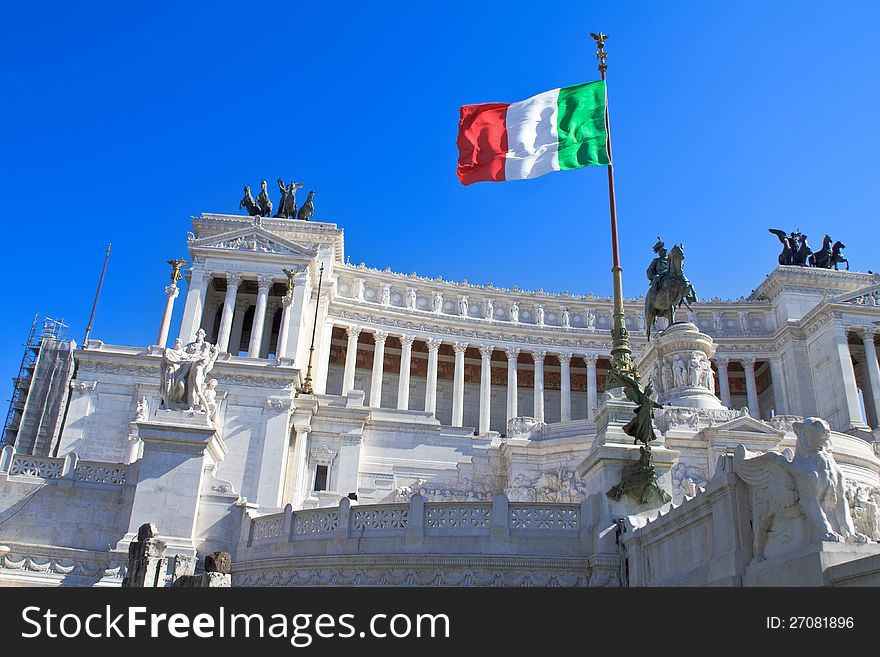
[504,88,560,180]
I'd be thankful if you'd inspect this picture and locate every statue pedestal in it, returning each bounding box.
[742,541,880,587]
[638,322,723,409]
[117,408,228,555]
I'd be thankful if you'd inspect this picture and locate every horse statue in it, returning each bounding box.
[808,235,834,269]
[297,190,315,221]
[256,179,273,217]
[239,185,261,216]
[645,243,697,341]
[830,241,849,270]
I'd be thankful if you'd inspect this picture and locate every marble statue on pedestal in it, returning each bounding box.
[733,417,868,563]
[159,329,220,422]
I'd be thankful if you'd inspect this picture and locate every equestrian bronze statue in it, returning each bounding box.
[644,238,697,341]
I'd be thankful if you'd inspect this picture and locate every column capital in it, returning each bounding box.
[714,355,730,367]
[373,330,388,345]
[857,326,877,341]
[398,334,416,348]
[425,337,442,351]
[532,349,547,362]
[345,325,362,340]
[165,284,180,299]
[200,271,214,285]
[741,356,756,369]
[257,275,274,291]
[557,352,573,364]
[505,347,521,360]
[479,344,495,359]
[453,341,469,355]
[583,353,599,365]
[226,272,243,287]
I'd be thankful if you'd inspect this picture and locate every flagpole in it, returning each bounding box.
[83,243,111,347]
[590,32,637,383]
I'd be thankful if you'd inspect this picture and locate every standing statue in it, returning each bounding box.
[459,296,469,316]
[274,179,304,219]
[644,239,697,340]
[239,185,261,216]
[406,288,417,310]
[769,229,812,267]
[509,302,519,323]
[297,190,315,221]
[604,371,671,506]
[673,358,687,388]
[584,308,596,330]
[159,329,221,418]
[256,180,273,217]
[561,307,571,328]
[688,352,702,387]
[484,299,494,320]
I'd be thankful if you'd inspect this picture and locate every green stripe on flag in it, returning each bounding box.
[556,80,610,170]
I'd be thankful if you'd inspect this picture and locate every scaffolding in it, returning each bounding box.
[0,314,69,449]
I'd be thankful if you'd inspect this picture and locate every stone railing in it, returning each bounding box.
[0,446,128,487]
[242,494,587,552]
[235,494,602,587]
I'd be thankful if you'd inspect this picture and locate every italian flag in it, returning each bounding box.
[456,80,610,186]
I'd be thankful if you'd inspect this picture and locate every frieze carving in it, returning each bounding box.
[233,566,590,587]
[0,549,126,580]
[70,380,98,396]
[655,407,744,432]
[265,397,294,412]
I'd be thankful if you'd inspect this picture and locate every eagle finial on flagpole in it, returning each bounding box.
[589,32,609,76]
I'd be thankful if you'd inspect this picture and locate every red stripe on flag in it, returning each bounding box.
[456,102,508,185]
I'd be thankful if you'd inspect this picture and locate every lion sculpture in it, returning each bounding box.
[733,416,867,563]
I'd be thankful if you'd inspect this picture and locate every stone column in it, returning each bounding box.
[342,326,361,395]
[179,270,211,344]
[832,325,867,430]
[397,335,414,410]
[276,294,294,358]
[216,272,242,353]
[424,338,441,415]
[259,300,278,358]
[559,352,572,422]
[156,284,180,347]
[506,348,520,422]
[479,345,494,434]
[585,354,598,421]
[859,327,880,428]
[369,331,388,408]
[248,275,273,357]
[533,350,546,422]
[715,356,731,407]
[742,357,760,417]
[768,356,788,416]
[452,341,468,426]
[228,302,247,357]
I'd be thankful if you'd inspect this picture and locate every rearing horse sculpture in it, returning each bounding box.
[645,244,697,341]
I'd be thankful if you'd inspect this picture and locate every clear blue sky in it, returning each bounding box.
[1,2,878,422]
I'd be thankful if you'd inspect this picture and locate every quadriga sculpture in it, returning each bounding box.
[733,417,868,563]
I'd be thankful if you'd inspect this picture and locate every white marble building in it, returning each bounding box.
[1,212,880,587]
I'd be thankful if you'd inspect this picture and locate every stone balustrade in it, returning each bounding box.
[243,494,587,551]
[0,446,128,487]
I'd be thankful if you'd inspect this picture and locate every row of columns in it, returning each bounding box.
[714,356,766,414]
[339,326,602,432]
[836,326,880,430]
[167,270,302,360]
